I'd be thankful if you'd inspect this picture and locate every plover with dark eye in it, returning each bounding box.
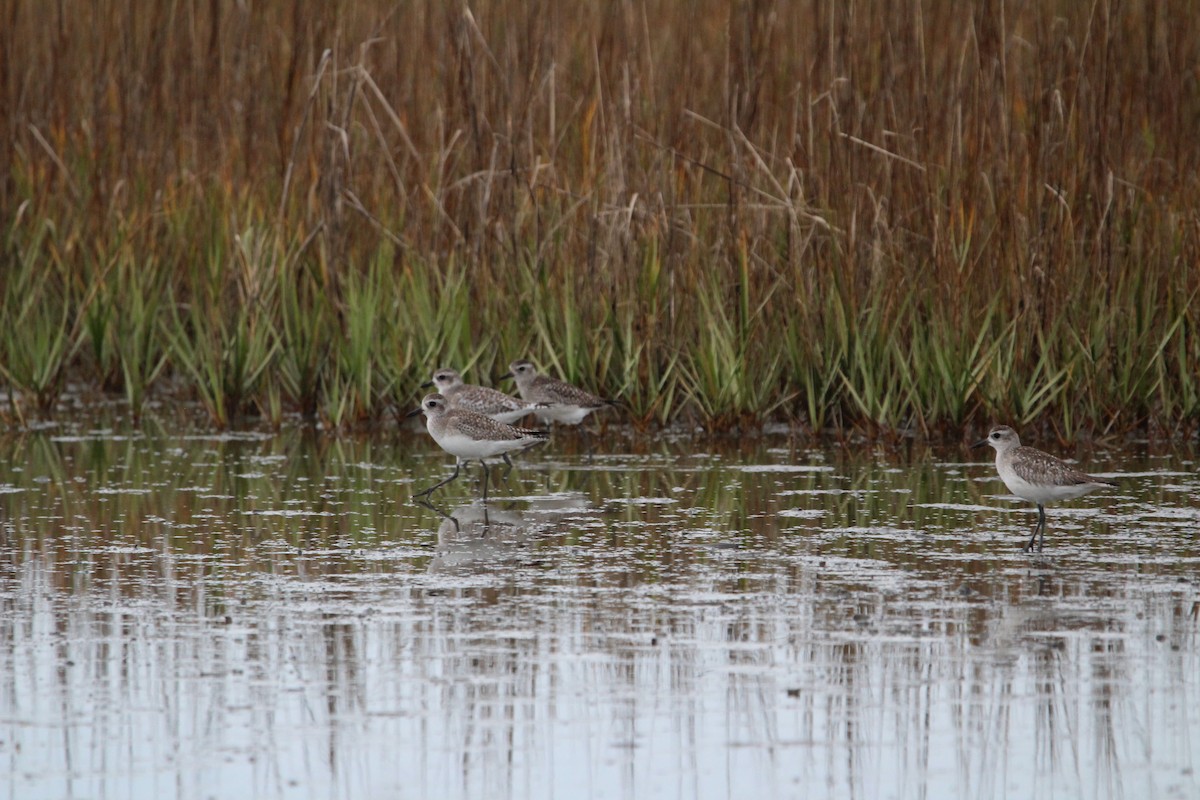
[500,359,617,458]
[407,393,548,501]
[500,359,616,426]
[972,425,1117,553]
[421,367,546,425]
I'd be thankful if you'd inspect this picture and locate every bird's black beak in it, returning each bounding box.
[970,438,988,449]
[405,406,424,418]
[420,380,434,389]
[498,372,513,381]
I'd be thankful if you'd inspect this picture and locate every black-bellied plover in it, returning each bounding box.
[500,359,615,426]
[421,367,545,424]
[408,393,548,500]
[972,425,1117,552]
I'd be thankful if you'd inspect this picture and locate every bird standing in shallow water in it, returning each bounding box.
[500,360,615,424]
[972,425,1117,553]
[408,393,548,501]
[500,359,616,456]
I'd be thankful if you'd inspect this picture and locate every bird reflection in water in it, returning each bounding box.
[415,494,593,573]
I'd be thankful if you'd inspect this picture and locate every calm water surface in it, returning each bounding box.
[1,421,1197,800]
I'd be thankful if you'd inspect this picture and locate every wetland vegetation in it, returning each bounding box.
[4,6,1199,797]
[3,1,1199,437]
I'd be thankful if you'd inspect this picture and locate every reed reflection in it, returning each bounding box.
[0,428,1196,799]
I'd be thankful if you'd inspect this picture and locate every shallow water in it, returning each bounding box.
[1,423,1197,800]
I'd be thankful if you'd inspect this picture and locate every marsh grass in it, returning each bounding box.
[2,1,1199,437]
[103,256,172,420]
[0,232,82,421]
[164,229,281,428]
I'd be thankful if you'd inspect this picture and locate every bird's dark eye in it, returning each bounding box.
[991,431,1000,439]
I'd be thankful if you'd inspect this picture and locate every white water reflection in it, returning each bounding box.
[0,428,1197,800]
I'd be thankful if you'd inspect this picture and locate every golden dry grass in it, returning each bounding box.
[2,1,1198,436]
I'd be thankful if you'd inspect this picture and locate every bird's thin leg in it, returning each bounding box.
[480,460,490,502]
[1023,505,1044,553]
[1037,504,1046,552]
[501,452,514,479]
[414,460,461,499]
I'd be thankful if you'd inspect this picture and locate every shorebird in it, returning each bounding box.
[972,425,1117,552]
[500,359,616,426]
[407,393,548,500]
[421,367,546,424]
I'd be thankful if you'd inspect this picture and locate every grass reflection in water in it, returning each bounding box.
[1,425,1197,800]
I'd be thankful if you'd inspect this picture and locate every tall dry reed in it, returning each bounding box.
[1,1,1198,437]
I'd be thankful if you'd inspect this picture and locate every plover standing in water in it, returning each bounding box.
[972,425,1117,552]
[500,359,615,425]
[421,367,545,425]
[500,359,617,457]
[408,393,548,500]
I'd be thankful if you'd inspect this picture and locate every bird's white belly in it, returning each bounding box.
[997,464,1098,504]
[489,408,536,425]
[537,405,593,425]
[432,431,520,460]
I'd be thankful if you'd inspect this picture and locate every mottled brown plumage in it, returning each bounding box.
[407,393,548,500]
[972,425,1117,552]
[421,367,544,424]
[500,359,614,425]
